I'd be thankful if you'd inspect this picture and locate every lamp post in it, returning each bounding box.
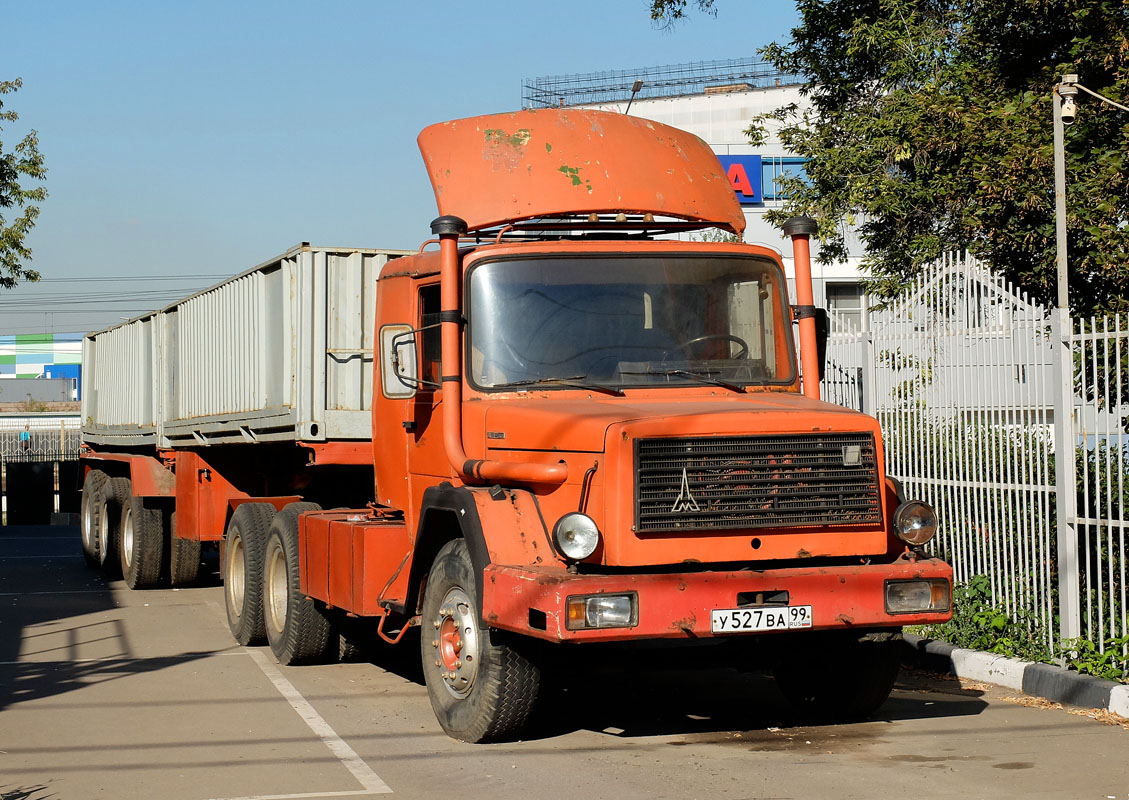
[1051,73,1081,645]
[1052,74,1078,311]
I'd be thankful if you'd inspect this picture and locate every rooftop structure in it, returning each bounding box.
[521,58,803,109]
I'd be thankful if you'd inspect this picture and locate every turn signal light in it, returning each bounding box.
[566,593,637,630]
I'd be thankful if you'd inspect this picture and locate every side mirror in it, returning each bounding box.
[791,305,829,382]
[813,307,828,381]
[380,325,419,398]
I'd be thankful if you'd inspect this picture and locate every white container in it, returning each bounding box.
[82,244,409,447]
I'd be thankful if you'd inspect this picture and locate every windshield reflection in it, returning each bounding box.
[467,255,795,390]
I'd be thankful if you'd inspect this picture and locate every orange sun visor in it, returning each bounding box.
[417,108,746,235]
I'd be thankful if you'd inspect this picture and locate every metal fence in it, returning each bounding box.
[0,416,82,463]
[820,255,1128,654]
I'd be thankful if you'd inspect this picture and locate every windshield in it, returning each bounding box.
[467,255,795,390]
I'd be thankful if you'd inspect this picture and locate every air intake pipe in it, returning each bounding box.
[783,215,822,401]
[433,216,568,486]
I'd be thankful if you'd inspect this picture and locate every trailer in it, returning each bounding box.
[81,108,952,742]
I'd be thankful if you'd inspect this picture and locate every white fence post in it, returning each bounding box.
[1052,308,1081,642]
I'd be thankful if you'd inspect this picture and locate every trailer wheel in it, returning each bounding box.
[80,470,108,569]
[773,632,902,722]
[97,477,132,579]
[167,512,202,587]
[120,495,165,589]
[223,503,278,645]
[263,502,331,665]
[420,538,541,742]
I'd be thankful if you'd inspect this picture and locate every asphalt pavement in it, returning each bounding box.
[2,524,1129,800]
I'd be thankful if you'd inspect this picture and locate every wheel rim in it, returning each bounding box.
[97,502,110,562]
[265,539,288,636]
[430,586,480,698]
[226,534,245,617]
[121,505,134,569]
[81,495,95,552]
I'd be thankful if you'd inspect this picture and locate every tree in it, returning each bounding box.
[652,1,1129,318]
[649,0,715,27]
[0,78,47,288]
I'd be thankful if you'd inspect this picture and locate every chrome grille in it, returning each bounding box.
[635,433,882,532]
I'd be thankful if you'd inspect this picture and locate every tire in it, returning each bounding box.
[223,503,278,645]
[263,502,332,665]
[420,538,541,742]
[97,476,132,579]
[80,470,108,569]
[167,511,202,587]
[773,631,903,722]
[120,495,166,589]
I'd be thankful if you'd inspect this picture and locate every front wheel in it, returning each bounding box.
[773,631,903,722]
[420,539,540,743]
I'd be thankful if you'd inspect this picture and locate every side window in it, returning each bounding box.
[419,284,442,388]
[826,283,865,330]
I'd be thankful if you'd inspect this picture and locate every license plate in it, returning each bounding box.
[710,605,813,633]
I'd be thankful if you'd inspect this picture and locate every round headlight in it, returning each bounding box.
[893,501,938,546]
[553,513,600,561]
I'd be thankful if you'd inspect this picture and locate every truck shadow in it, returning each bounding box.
[354,629,989,742]
[526,663,988,742]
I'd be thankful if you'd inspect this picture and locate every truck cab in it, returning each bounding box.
[358,109,951,741]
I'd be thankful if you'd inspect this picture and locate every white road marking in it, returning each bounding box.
[244,648,392,796]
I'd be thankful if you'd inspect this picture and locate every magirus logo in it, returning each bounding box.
[671,466,701,513]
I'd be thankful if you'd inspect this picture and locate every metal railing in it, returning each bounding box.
[0,417,83,463]
[819,255,1127,655]
[522,58,803,109]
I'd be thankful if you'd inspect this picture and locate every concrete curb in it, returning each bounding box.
[902,634,1129,718]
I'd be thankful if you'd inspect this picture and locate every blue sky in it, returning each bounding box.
[3,1,799,334]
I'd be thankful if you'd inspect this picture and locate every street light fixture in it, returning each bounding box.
[624,80,644,115]
[1052,73,1128,310]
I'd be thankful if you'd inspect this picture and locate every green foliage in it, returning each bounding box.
[916,574,1129,683]
[0,77,47,288]
[649,0,716,27]
[18,398,49,413]
[750,0,1129,320]
[918,574,1054,663]
[1060,634,1129,681]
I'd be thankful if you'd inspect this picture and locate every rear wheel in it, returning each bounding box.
[421,538,541,742]
[120,495,166,589]
[97,477,131,579]
[223,503,278,645]
[167,511,202,587]
[80,470,108,569]
[263,502,332,665]
[773,631,903,722]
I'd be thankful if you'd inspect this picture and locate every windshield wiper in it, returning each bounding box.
[493,375,625,397]
[620,369,745,393]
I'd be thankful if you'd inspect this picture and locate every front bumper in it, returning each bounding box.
[482,557,952,642]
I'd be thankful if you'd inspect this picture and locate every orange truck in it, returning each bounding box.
[79,108,952,742]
